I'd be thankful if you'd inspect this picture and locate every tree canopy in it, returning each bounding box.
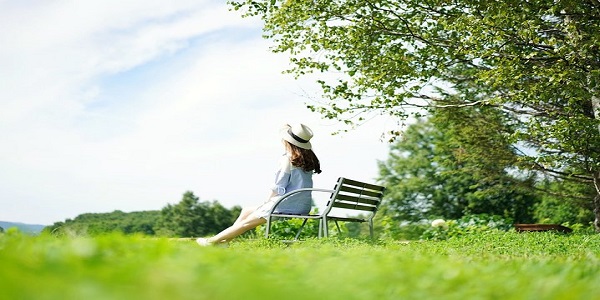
[230,0,600,229]
[378,107,536,223]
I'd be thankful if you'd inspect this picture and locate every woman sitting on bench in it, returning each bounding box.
[196,123,322,246]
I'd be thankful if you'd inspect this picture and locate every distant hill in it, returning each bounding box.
[44,210,162,236]
[0,221,47,234]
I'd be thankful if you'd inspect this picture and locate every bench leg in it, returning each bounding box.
[265,217,272,238]
[294,219,309,240]
[318,219,323,238]
[334,221,342,235]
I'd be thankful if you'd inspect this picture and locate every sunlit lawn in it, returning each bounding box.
[1,230,599,300]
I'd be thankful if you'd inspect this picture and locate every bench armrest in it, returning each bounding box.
[267,188,335,215]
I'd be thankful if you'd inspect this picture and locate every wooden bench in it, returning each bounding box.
[514,224,573,233]
[264,177,386,240]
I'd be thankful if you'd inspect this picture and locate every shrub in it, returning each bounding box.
[420,214,512,240]
[254,217,320,240]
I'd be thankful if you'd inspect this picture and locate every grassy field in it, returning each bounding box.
[1,230,599,300]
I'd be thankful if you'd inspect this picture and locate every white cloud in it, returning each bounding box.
[0,1,392,225]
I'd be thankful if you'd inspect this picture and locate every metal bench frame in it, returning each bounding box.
[264,177,386,240]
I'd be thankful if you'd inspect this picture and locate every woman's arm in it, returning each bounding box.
[270,154,292,196]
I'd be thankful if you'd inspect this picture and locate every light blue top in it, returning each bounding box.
[270,153,313,214]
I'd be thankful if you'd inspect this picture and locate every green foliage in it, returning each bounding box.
[534,177,596,224]
[156,191,241,237]
[42,192,242,238]
[2,231,600,299]
[254,208,370,240]
[379,108,537,223]
[373,214,427,240]
[255,217,320,240]
[232,0,600,156]
[342,220,365,238]
[44,210,162,236]
[412,229,600,259]
[420,214,513,241]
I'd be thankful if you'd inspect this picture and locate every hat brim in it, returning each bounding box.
[280,126,312,149]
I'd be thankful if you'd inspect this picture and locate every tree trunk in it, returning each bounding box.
[593,96,600,232]
[593,95,600,134]
[595,192,600,232]
[594,169,600,232]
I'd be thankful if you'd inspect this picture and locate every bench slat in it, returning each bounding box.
[341,178,385,191]
[333,202,377,212]
[335,193,381,206]
[339,185,385,198]
[327,216,367,222]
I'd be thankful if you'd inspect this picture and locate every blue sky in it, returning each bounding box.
[0,1,393,225]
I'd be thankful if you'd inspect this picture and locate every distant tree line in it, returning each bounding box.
[44,210,161,236]
[43,191,241,237]
[154,191,241,237]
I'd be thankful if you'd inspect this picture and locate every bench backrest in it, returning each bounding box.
[324,177,386,218]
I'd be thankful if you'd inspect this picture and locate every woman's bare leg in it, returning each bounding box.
[233,207,257,225]
[208,215,266,244]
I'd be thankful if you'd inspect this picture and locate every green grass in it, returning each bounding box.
[1,230,600,300]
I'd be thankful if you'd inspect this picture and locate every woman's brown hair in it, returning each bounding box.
[286,142,322,174]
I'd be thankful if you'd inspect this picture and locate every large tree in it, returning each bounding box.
[230,0,600,230]
[379,106,536,223]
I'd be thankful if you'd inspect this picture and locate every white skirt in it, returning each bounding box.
[252,197,281,220]
[252,195,312,219]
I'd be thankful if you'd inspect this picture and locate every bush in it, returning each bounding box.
[420,214,512,240]
[374,215,429,240]
[254,217,320,240]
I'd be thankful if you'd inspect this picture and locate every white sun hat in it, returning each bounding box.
[281,123,313,149]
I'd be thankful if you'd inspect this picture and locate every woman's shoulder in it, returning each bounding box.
[278,153,291,162]
[277,153,292,171]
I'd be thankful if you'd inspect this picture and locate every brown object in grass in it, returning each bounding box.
[514,224,573,233]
